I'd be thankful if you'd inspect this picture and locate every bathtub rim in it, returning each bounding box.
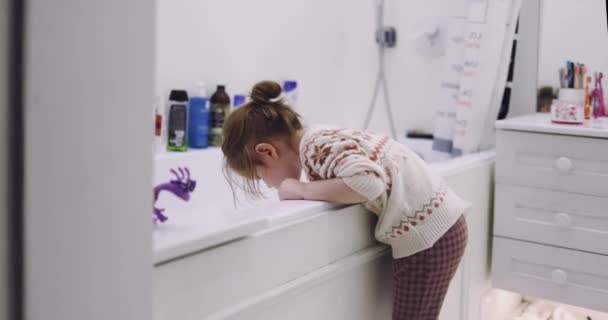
[153,149,496,264]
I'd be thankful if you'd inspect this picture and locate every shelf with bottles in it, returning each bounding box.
[154,146,222,159]
[155,80,298,155]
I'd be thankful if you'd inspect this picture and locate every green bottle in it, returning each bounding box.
[209,85,231,147]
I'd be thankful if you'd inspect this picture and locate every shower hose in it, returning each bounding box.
[363,0,398,140]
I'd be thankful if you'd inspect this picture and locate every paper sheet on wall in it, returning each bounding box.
[431,18,466,160]
[432,0,521,158]
[451,0,522,156]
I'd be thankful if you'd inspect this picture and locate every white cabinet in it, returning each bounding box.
[493,114,608,312]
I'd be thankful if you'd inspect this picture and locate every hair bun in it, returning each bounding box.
[251,81,282,104]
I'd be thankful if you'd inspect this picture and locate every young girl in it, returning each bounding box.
[222,80,469,320]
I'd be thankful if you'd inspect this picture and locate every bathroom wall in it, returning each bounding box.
[537,0,608,88]
[156,0,469,135]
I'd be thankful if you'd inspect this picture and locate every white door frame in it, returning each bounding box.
[1,0,20,319]
[24,1,155,319]
[509,0,541,116]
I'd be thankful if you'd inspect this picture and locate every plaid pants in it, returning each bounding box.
[392,215,468,320]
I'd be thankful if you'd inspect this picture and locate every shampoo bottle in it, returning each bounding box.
[209,85,230,147]
[188,82,210,149]
[167,89,189,152]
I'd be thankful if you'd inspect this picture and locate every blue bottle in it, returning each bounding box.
[283,80,298,109]
[188,82,210,149]
[233,94,246,109]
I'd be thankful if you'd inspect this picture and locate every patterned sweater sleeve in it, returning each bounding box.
[304,135,387,201]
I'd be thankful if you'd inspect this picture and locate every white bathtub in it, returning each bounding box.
[153,142,495,320]
[153,140,491,263]
[153,148,342,264]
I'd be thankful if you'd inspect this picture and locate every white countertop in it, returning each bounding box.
[496,113,608,139]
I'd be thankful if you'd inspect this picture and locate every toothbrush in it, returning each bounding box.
[591,72,600,119]
[581,65,586,88]
[585,75,592,120]
[566,62,573,88]
[577,63,585,89]
[596,72,605,117]
[559,68,566,88]
[572,64,581,89]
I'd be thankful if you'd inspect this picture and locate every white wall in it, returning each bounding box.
[25,1,155,319]
[538,0,608,88]
[157,0,468,136]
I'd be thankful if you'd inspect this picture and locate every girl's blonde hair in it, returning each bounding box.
[221,80,303,198]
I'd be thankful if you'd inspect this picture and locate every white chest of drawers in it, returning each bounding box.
[492,114,608,312]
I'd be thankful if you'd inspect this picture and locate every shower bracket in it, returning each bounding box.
[376,26,397,48]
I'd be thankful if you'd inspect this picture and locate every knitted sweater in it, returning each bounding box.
[299,127,471,259]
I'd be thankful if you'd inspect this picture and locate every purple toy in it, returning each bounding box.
[153,167,196,223]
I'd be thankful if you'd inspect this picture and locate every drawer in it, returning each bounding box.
[492,237,608,312]
[496,130,608,197]
[494,184,608,255]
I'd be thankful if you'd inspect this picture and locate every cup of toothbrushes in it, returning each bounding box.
[551,89,585,124]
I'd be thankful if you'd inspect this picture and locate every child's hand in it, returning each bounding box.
[278,178,305,200]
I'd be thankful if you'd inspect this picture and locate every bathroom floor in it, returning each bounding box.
[483,290,608,320]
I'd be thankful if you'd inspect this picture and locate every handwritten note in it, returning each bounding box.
[452,0,519,156]
[432,17,466,156]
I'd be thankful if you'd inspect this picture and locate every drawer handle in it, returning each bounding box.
[554,213,572,227]
[555,157,573,172]
[551,269,568,285]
